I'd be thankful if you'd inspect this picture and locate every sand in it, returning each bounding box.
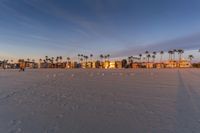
[0,69,200,133]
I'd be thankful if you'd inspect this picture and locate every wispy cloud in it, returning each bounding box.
[26,0,131,50]
[112,32,200,57]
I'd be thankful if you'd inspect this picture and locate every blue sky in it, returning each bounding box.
[0,0,200,61]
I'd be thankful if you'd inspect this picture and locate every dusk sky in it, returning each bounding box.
[0,0,200,61]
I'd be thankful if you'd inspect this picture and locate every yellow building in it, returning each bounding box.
[165,60,191,68]
[66,62,78,68]
[155,63,165,68]
[165,60,178,68]
[101,61,122,69]
[66,62,72,68]
[85,62,96,68]
[103,61,110,69]
[179,60,191,68]
[115,61,122,69]
[109,61,116,69]
[144,62,154,68]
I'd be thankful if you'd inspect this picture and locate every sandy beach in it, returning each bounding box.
[0,69,200,133]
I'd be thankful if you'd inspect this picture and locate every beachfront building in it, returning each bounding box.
[165,60,178,68]
[80,62,92,68]
[102,61,123,69]
[66,61,73,68]
[0,61,8,69]
[66,62,79,69]
[3,63,16,69]
[26,62,38,69]
[178,59,191,68]
[155,63,165,68]
[132,62,142,68]
[82,61,96,68]
[144,62,154,68]
[95,61,101,68]
[56,62,66,68]
[103,61,110,69]
[165,59,191,68]
[115,61,122,69]
[39,62,52,68]
[109,61,116,69]
[192,63,200,68]
[84,61,96,68]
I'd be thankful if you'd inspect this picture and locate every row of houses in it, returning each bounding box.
[0,59,192,69]
[131,60,191,69]
[39,59,191,69]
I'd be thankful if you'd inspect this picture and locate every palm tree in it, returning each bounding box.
[107,54,110,61]
[152,55,156,62]
[100,54,104,61]
[45,56,48,62]
[39,58,42,62]
[59,56,63,63]
[67,57,71,62]
[27,58,30,63]
[133,57,140,63]
[128,56,131,63]
[104,55,107,61]
[188,55,194,63]
[160,51,164,63]
[168,50,173,61]
[51,57,54,63]
[146,54,151,68]
[78,54,80,62]
[80,58,83,62]
[146,54,151,63]
[139,54,142,62]
[152,52,157,62]
[173,49,177,60]
[128,56,132,64]
[84,56,88,67]
[83,56,88,63]
[177,49,184,61]
[49,58,53,65]
[143,57,146,62]
[145,51,149,62]
[55,56,59,63]
[90,54,93,61]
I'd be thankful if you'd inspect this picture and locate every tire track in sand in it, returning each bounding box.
[176,70,200,133]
